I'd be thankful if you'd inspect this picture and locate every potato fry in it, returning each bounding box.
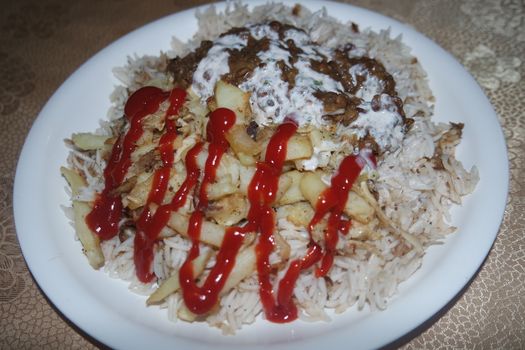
[167,212,225,247]
[239,165,256,194]
[187,88,210,119]
[61,166,104,268]
[126,173,154,209]
[177,303,199,322]
[275,173,293,203]
[237,152,256,166]
[207,193,248,226]
[300,171,374,223]
[260,133,313,162]
[225,124,260,156]
[272,229,290,261]
[146,249,212,305]
[71,133,110,151]
[177,244,257,322]
[215,153,241,184]
[278,170,305,205]
[286,134,313,160]
[300,172,327,207]
[73,200,105,269]
[276,202,314,228]
[345,191,374,224]
[60,166,86,197]
[212,80,251,122]
[206,180,239,201]
[221,245,256,292]
[130,142,157,163]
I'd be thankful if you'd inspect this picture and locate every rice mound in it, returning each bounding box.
[64,2,479,334]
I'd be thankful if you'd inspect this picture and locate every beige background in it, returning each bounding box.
[1,0,523,348]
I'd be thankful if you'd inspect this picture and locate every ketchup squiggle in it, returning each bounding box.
[87,86,366,322]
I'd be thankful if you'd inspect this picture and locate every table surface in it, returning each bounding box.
[1,0,523,349]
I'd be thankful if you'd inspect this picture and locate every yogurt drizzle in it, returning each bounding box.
[189,22,405,153]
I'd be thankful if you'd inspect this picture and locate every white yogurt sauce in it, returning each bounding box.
[189,22,405,154]
[297,139,337,171]
[349,64,384,101]
[240,24,343,126]
[192,34,247,100]
[351,94,404,150]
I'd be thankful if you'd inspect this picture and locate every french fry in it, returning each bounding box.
[60,166,86,197]
[61,166,104,268]
[207,193,248,226]
[237,152,256,166]
[275,173,293,203]
[212,80,251,122]
[215,153,241,183]
[276,202,315,227]
[286,134,313,160]
[71,133,110,151]
[278,170,305,205]
[221,245,256,292]
[225,124,260,156]
[239,165,256,194]
[126,173,154,209]
[300,171,374,223]
[300,172,327,207]
[272,229,290,261]
[345,191,374,224]
[126,169,188,210]
[177,303,199,322]
[130,142,157,163]
[146,249,212,305]
[178,244,257,321]
[260,133,313,161]
[167,212,225,247]
[73,200,105,269]
[187,88,210,118]
[206,180,239,201]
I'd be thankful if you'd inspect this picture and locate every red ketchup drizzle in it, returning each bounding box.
[308,155,365,277]
[178,108,238,314]
[273,154,366,320]
[248,120,299,323]
[86,87,168,240]
[134,141,204,283]
[87,82,369,323]
[87,86,186,282]
[134,141,205,279]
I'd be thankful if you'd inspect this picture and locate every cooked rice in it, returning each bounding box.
[63,2,478,335]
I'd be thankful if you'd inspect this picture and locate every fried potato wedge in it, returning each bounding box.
[73,200,105,269]
[167,212,225,247]
[146,249,212,305]
[286,134,313,160]
[261,134,313,161]
[225,124,261,156]
[60,166,86,197]
[207,193,248,226]
[71,133,110,151]
[176,245,256,322]
[212,80,251,122]
[300,171,327,207]
[278,170,305,205]
[61,166,104,268]
[300,171,374,223]
[345,191,374,224]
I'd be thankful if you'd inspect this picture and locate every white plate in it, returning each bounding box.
[13,1,508,349]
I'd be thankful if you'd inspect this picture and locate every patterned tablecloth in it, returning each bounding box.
[1,0,523,348]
